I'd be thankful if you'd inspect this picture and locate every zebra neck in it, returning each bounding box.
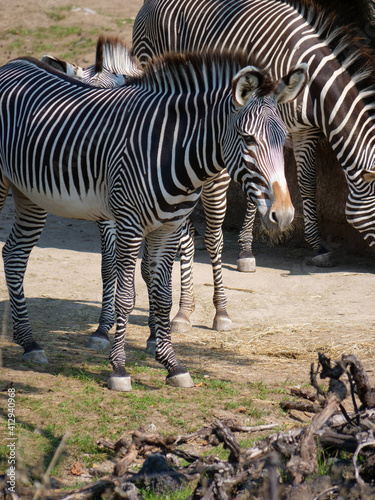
[311,74,375,172]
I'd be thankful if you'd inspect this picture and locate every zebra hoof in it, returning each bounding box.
[166,372,194,388]
[146,339,156,355]
[171,315,192,334]
[86,336,110,351]
[312,252,335,267]
[212,313,232,331]
[237,250,256,272]
[22,350,48,364]
[237,256,256,272]
[107,375,132,392]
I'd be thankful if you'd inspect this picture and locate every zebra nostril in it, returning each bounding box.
[270,211,278,225]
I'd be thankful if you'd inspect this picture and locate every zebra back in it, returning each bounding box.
[42,36,142,88]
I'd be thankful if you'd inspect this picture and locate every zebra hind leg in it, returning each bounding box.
[2,188,48,364]
[141,219,196,357]
[237,198,257,272]
[171,218,195,334]
[86,220,116,351]
[293,131,335,267]
[201,173,232,331]
[140,239,158,355]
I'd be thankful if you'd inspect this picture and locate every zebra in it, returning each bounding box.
[131,0,375,330]
[0,50,308,390]
[42,37,143,87]
[43,37,263,344]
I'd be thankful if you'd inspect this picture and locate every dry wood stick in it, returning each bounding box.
[280,400,322,413]
[226,423,278,433]
[288,379,347,482]
[353,437,375,488]
[60,480,115,500]
[214,421,241,463]
[114,442,138,477]
[340,354,375,409]
[32,432,71,500]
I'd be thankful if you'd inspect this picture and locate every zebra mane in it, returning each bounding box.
[128,51,276,96]
[304,0,375,36]
[287,0,375,95]
[94,36,142,76]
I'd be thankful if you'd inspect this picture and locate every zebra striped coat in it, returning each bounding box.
[132,0,375,263]
[41,38,142,351]
[0,51,307,390]
[41,37,236,347]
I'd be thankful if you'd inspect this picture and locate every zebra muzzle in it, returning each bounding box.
[269,181,294,231]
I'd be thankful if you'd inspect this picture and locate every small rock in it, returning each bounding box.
[130,453,187,495]
[166,453,180,468]
[145,423,157,433]
[115,481,140,499]
[89,460,116,477]
[83,7,96,14]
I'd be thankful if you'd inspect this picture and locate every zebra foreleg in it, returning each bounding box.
[237,198,257,272]
[202,173,232,331]
[107,229,143,392]
[86,220,117,351]
[2,189,48,364]
[293,131,335,267]
[146,229,194,388]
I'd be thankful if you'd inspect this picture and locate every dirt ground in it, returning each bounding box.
[0,0,140,66]
[0,0,374,383]
[1,191,375,387]
[1,0,375,489]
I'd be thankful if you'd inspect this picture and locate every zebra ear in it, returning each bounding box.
[41,55,67,73]
[274,63,309,104]
[41,55,84,80]
[232,66,264,107]
[361,169,375,182]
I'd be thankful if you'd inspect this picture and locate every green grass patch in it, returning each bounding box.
[113,18,135,29]
[0,353,303,488]
[141,485,194,500]
[2,25,102,61]
[46,6,73,22]
[203,443,230,461]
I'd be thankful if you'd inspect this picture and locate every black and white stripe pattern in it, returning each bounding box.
[41,38,142,350]
[132,0,375,269]
[42,36,142,88]
[0,51,307,389]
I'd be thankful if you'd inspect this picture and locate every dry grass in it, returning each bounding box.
[175,321,375,363]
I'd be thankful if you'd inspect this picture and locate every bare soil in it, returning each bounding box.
[1,0,375,491]
[0,0,139,66]
[1,192,375,387]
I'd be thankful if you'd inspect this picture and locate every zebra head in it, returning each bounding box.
[224,63,308,233]
[41,36,142,88]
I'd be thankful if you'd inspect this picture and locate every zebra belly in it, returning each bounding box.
[17,187,113,221]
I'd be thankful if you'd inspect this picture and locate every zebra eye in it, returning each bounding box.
[244,135,257,146]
